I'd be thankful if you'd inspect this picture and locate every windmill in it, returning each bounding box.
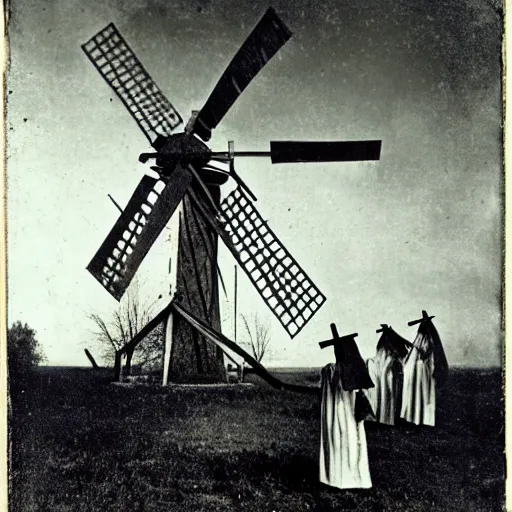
[82,7,382,383]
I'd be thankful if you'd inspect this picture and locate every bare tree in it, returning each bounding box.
[88,279,163,378]
[240,313,272,364]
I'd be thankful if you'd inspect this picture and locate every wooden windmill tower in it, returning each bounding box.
[82,7,382,384]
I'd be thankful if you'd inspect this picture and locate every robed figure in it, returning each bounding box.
[400,311,449,426]
[319,328,375,490]
[365,325,412,425]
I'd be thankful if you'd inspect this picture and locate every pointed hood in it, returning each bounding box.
[376,327,413,360]
[334,336,375,391]
[415,319,449,387]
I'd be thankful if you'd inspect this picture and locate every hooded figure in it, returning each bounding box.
[400,312,449,426]
[365,325,412,425]
[319,328,375,490]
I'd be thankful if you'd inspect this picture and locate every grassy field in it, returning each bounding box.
[9,366,504,511]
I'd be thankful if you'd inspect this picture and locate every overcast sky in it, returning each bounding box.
[6,0,503,368]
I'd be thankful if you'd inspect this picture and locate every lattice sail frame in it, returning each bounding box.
[82,23,183,143]
[87,176,165,299]
[88,164,192,300]
[217,187,326,338]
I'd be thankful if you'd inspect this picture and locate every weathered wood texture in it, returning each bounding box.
[168,184,226,383]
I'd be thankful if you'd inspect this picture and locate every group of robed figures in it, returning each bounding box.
[318,310,449,490]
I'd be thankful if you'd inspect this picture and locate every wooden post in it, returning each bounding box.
[84,349,99,369]
[234,265,238,340]
[162,311,174,386]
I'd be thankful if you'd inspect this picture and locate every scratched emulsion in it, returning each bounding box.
[6,0,503,368]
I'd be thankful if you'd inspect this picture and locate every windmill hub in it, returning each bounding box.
[152,133,209,170]
[141,133,229,185]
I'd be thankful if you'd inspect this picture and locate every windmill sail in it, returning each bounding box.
[82,23,183,144]
[215,186,325,338]
[191,7,292,141]
[87,166,192,300]
[270,140,382,163]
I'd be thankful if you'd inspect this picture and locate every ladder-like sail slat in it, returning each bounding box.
[87,166,192,300]
[82,23,183,143]
[188,185,326,339]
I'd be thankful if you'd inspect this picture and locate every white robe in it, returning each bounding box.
[365,350,403,425]
[319,363,372,489]
[400,334,436,426]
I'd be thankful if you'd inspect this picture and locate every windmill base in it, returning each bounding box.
[165,185,226,384]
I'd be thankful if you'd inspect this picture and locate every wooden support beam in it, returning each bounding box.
[162,311,174,386]
[171,302,319,395]
[120,301,173,357]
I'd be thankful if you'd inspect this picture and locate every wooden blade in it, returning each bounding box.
[87,166,192,300]
[191,7,292,141]
[270,140,382,163]
[82,23,183,143]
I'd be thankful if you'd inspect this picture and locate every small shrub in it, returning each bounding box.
[7,321,45,386]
